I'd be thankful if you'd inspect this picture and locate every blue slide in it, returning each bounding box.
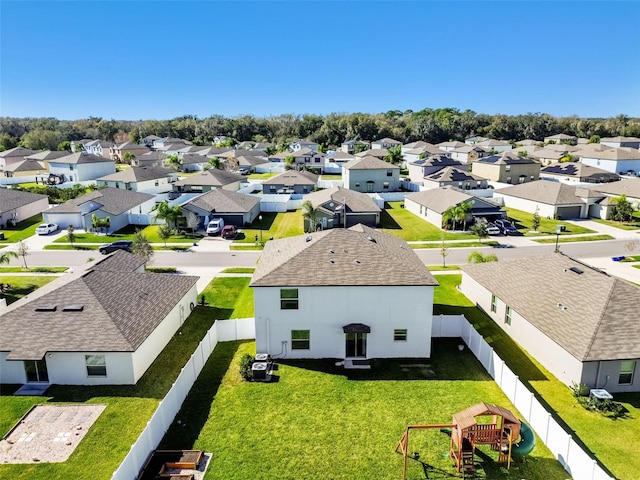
[512,421,536,456]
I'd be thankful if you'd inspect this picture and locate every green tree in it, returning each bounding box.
[209,157,222,170]
[589,135,600,144]
[153,201,183,228]
[440,235,449,267]
[469,222,488,243]
[21,129,63,150]
[285,155,295,170]
[0,132,19,151]
[354,143,368,154]
[17,241,29,269]
[92,213,110,233]
[57,140,71,151]
[611,194,635,222]
[0,250,18,266]
[166,154,181,170]
[442,205,461,230]
[384,144,403,165]
[301,200,319,232]
[122,151,136,164]
[157,223,173,248]
[467,251,498,263]
[264,145,276,156]
[532,207,541,231]
[132,229,153,265]
[66,225,76,246]
[458,201,473,230]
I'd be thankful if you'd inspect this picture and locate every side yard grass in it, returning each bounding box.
[232,211,304,245]
[380,201,470,241]
[433,274,640,480]
[0,275,58,305]
[594,211,640,230]
[0,214,42,243]
[199,277,254,319]
[505,208,595,236]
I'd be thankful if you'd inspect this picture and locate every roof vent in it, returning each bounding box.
[35,305,57,312]
[354,259,361,264]
[62,305,84,312]
[329,260,335,264]
[366,236,377,243]
[328,249,334,254]
[306,235,312,242]
[569,267,583,274]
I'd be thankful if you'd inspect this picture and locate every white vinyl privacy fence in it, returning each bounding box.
[111,318,255,480]
[432,314,614,480]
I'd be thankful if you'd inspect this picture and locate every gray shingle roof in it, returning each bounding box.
[24,150,69,161]
[49,152,115,164]
[476,152,537,165]
[0,147,37,158]
[461,254,640,361]
[343,156,399,170]
[588,178,640,199]
[303,186,381,213]
[250,225,438,288]
[410,154,462,168]
[184,189,260,214]
[97,166,174,183]
[46,187,154,215]
[1,158,46,173]
[354,149,388,158]
[405,186,474,213]
[263,170,318,186]
[174,169,244,187]
[0,188,48,214]
[496,180,600,206]
[0,255,198,360]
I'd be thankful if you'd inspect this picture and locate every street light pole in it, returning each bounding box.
[259,214,263,244]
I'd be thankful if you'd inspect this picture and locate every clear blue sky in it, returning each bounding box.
[1,1,639,120]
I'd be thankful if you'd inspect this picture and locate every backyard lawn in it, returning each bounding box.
[160,340,568,480]
[504,208,595,236]
[434,274,640,480]
[199,277,254,319]
[380,202,471,241]
[0,214,42,243]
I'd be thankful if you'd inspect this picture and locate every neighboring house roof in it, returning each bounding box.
[496,180,601,205]
[24,150,69,161]
[601,136,640,143]
[406,186,500,213]
[544,144,580,153]
[343,156,399,170]
[184,188,260,214]
[355,148,388,158]
[578,145,640,161]
[516,139,541,146]
[424,167,486,183]
[476,139,512,147]
[409,154,462,168]
[294,148,324,158]
[46,187,154,215]
[342,139,369,146]
[49,152,114,165]
[236,155,269,167]
[263,170,318,186]
[0,253,198,360]
[540,162,621,181]
[451,145,489,154]
[328,151,356,161]
[90,249,146,273]
[437,141,466,148]
[303,186,381,213]
[461,254,640,362]
[86,140,114,148]
[0,147,37,158]
[97,166,174,183]
[545,133,576,140]
[2,158,46,173]
[476,151,538,165]
[174,169,244,187]
[372,137,401,145]
[588,178,640,199]
[114,142,149,151]
[180,153,210,165]
[527,148,567,162]
[405,145,445,156]
[0,188,48,214]
[250,224,438,288]
[403,141,434,149]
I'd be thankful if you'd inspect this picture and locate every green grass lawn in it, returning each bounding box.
[248,172,276,180]
[199,277,254,319]
[44,244,99,250]
[53,225,200,244]
[535,234,614,244]
[594,212,640,230]
[505,208,595,236]
[0,275,58,304]
[0,266,68,273]
[412,240,499,249]
[159,340,568,480]
[0,305,219,480]
[220,267,255,274]
[426,265,460,271]
[380,202,471,241]
[320,174,342,180]
[233,211,304,244]
[0,214,42,243]
[434,274,640,480]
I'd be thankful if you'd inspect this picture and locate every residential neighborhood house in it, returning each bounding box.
[342,156,400,193]
[262,170,318,194]
[302,186,381,230]
[0,188,49,228]
[472,152,540,185]
[96,166,178,194]
[173,169,244,193]
[181,189,261,228]
[47,152,116,183]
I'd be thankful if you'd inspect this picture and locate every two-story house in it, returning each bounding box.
[472,152,540,185]
[47,152,116,182]
[342,156,400,193]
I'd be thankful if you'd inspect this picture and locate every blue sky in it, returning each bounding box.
[1,1,639,120]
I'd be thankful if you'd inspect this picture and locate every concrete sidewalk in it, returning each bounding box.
[562,219,640,240]
[579,256,640,284]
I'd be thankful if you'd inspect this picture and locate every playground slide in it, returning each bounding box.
[512,421,535,456]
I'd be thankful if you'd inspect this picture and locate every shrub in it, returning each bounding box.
[239,354,255,381]
[145,267,177,273]
[570,381,588,398]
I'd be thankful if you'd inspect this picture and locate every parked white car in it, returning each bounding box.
[35,223,58,235]
[206,218,225,236]
[486,225,501,235]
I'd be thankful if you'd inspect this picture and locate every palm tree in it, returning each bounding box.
[384,145,404,165]
[468,251,498,263]
[0,250,18,266]
[611,194,635,222]
[301,201,319,232]
[442,205,461,231]
[166,154,181,171]
[208,157,222,170]
[153,201,183,229]
[458,201,473,231]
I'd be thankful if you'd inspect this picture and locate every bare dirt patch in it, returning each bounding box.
[0,404,106,464]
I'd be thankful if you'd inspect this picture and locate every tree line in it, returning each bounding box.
[1,110,639,152]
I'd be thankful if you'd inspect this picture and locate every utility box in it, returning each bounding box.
[252,362,268,381]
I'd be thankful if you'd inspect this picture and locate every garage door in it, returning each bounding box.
[557,206,582,219]
[219,214,244,227]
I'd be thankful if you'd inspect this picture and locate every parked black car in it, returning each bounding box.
[99,240,133,254]
[493,219,518,235]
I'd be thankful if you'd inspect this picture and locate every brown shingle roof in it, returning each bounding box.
[263,170,318,186]
[50,152,114,164]
[184,189,260,213]
[461,254,640,361]
[496,180,598,206]
[174,169,243,187]
[97,166,174,183]
[343,156,399,170]
[250,225,438,288]
[46,188,154,215]
[0,188,48,214]
[303,186,381,213]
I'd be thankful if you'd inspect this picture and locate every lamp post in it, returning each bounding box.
[555,225,562,253]
[259,214,263,244]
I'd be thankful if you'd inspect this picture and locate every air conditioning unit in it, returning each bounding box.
[252,362,268,381]
[255,353,271,363]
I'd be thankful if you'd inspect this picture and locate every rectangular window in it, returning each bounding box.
[269,185,276,192]
[504,306,512,325]
[505,165,511,172]
[355,182,360,187]
[506,176,512,183]
[291,330,310,349]
[69,165,74,171]
[85,354,106,377]
[387,170,392,177]
[394,329,407,341]
[280,289,299,309]
[619,360,635,384]
[191,185,203,191]
[518,175,526,184]
[491,295,497,313]
[383,182,389,189]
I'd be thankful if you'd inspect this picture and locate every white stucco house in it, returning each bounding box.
[577,144,640,175]
[460,254,640,393]
[0,189,49,228]
[250,225,439,361]
[47,152,116,182]
[342,156,400,192]
[43,187,155,232]
[96,166,177,194]
[0,251,199,386]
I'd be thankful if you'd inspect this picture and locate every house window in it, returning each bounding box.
[291,330,310,350]
[504,306,512,325]
[506,176,512,183]
[619,360,635,384]
[394,329,407,341]
[518,175,526,184]
[155,180,159,186]
[315,158,321,163]
[505,165,511,172]
[191,185,203,191]
[280,289,299,309]
[387,170,392,177]
[303,186,309,193]
[69,165,74,171]
[383,182,389,189]
[355,182,360,187]
[491,295,497,313]
[270,185,276,192]
[85,354,107,377]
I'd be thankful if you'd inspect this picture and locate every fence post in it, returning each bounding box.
[566,436,571,469]
[528,392,534,422]
[545,413,551,444]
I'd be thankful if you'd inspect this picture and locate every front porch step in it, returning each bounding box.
[14,383,50,396]
[344,359,371,370]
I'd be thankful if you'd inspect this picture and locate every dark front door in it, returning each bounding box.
[345,333,367,358]
[24,359,49,383]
